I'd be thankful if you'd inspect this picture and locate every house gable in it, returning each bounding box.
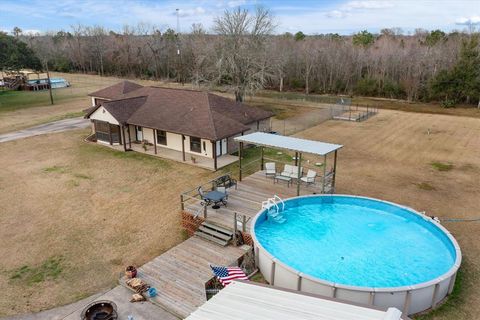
[89,106,120,125]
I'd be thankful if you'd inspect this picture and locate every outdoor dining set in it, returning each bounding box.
[197,174,237,209]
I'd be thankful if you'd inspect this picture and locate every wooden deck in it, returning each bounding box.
[123,236,250,318]
[183,170,328,232]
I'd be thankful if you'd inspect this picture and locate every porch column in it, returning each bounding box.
[294,152,299,166]
[296,153,302,196]
[239,142,244,181]
[122,126,127,152]
[153,129,157,154]
[182,135,186,162]
[212,141,217,171]
[127,125,132,149]
[332,150,338,192]
[108,124,113,145]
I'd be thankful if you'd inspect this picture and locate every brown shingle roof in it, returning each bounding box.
[88,80,143,99]
[86,85,273,140]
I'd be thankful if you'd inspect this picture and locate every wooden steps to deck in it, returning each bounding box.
[195,221,233,246]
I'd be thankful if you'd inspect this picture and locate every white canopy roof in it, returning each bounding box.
[186,281,405,320]
[234,132,342,156]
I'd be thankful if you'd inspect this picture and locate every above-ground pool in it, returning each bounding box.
[251,195,461,315]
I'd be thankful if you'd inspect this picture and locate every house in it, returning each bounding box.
[85,81,273,170]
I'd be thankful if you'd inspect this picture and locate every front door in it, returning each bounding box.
[216,139,228,156]
[136,126,143,141]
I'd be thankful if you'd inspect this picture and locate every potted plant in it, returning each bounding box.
[142,141,148,151]
[125,265,137,278]
[191,156,197,163]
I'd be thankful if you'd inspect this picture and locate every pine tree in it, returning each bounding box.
[430,37,480,106]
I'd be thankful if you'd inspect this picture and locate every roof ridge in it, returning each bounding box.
[104,95,148,104]
[147,85,208,93]
[205,94,219,140]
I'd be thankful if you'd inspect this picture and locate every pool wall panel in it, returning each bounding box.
[272,263,299,290]
[409,285,435,314]
[300,277,335,297]
[335,288,372,305]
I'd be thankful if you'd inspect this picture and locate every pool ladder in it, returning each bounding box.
[262,195,286,223]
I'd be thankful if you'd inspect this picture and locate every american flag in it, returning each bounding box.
[210,265,248,286]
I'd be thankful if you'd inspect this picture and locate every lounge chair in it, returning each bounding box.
[301,170,317,185]
[265,162,276,177]
[289,166,303,179]
[280,164,294,177]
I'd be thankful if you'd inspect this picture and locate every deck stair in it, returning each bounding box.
[195,221,233,246]
[262,195,286,223]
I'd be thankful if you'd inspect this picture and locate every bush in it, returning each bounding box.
[354,78,378,96]
[441,99,456,108]
[382,80,405,99]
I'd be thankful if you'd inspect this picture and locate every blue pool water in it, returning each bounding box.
[254,196,457,288]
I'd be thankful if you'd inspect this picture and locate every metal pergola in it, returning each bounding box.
[234,132,343,196]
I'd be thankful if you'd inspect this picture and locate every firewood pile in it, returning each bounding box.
[126,278,149,302]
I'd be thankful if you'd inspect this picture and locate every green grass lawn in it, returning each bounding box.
[0,89,84,112]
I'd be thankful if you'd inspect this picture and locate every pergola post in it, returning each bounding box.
[212,141,218,171]
[239,142,243,181]
[294,152,299,166]
[181,135,186,162]
[322,154,327,193]
[153,129,158,154]
[332,150,338,192]
[260,146,264,170]
[296,153,302,196]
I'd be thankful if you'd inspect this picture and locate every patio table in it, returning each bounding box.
[274,175,292,187]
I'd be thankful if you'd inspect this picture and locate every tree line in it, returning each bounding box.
[3,8,480,106]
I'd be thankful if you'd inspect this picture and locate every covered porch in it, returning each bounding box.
[109,141,238,170]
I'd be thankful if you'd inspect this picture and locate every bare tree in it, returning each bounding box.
[213,7,275,101]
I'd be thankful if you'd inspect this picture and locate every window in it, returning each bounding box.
[94,120,119,143]
[190,137,201,153]
[156,130,167,145]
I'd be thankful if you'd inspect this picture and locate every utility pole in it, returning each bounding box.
[45,60,54,105]
[175,8,184,85]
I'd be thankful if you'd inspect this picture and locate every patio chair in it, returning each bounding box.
[215,174,237,190]
[265,162,276,177]
[301,170,317,185]
[289,166,304,179]
[280,164,294,177]
[216,186,228,199]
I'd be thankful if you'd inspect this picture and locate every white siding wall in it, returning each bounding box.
[164,132,183,151]
[89,107,119,125]
[142,128,155,144]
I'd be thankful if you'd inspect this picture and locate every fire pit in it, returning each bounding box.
[81,300,118,320]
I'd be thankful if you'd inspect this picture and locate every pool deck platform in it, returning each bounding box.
[183,170,326,232]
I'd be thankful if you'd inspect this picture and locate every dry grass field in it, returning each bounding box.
[298,110,480,319]
[0,129,217,316]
